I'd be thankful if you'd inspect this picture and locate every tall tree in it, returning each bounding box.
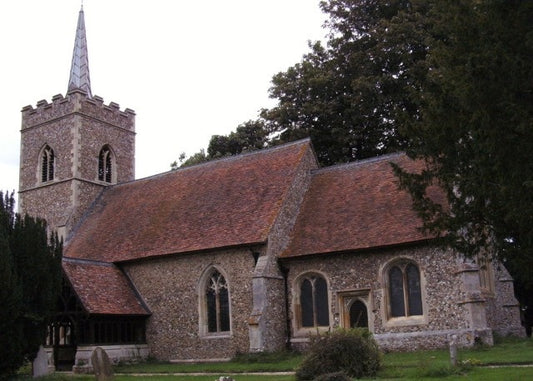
[0,192,62,378]
[0,193,24,379]
[208,120,268,159]
[263,0,430,165]
[175,0,431,167]
[394,0,533,284]
[175,120,268,168]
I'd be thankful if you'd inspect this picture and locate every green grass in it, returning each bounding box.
[113,350,301,374]
[15,337,533,380]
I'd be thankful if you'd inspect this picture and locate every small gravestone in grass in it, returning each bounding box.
[91,347,114,380]
[32,345,50,378]
[449,335,458,367]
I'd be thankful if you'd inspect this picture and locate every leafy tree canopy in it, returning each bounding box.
[176,0,431,167]
[174,120,268,168]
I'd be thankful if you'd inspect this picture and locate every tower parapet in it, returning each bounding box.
[22,90,135,132]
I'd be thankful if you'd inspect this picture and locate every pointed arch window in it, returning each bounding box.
[205,270,230,333]
[98,145,113,183]
[299,274,330,328]
[41,145,55,182]
[388,262,423,318]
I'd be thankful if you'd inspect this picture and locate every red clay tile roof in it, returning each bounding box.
[65,140,313,263]
[281,153,440,258]
[62,258,150,315]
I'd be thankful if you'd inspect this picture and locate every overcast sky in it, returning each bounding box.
[0,0,326,197]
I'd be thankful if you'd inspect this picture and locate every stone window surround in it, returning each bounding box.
[291,270,332,336]
[97,144,116,184]
[381,257,428,328]
[39,144,56,184]
[197,265,233,339]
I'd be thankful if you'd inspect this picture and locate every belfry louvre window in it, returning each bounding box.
[388,262,423,317]
[41,145,55,182]
[98,146,112,183]
[206,270,230,333]
[300,274,329,327]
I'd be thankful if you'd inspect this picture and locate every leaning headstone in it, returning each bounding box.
[32,345,50,378]
[91,347,114,380]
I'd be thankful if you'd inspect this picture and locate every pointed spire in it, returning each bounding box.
[68,6,92,97]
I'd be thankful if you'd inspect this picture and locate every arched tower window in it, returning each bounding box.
[205,269,230,333]
[298,273,330,328]
[388,261,423,318]
[41,145,55,183]
[98,145,113,183]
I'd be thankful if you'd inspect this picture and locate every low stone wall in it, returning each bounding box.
[290,328,493,353]
[72,344,149,373]
[374,328,493,351]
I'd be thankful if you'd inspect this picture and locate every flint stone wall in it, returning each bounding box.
[284,245,519,351]
[124,246,262,361]
[19,92,135,235]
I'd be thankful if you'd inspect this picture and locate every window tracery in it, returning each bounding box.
[98,145,113,183]
[41,145,55,182]
[388,261,423,318]
[205,269,230,333]
[298,273,330,328]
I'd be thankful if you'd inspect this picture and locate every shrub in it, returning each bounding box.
[295,328,382,380]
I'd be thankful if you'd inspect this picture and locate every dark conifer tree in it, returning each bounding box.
[0,191,62,378]
[0,193,24,379]
[394,0,533,279]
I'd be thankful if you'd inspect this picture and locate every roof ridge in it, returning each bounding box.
[113,138,313,186]
[313,151,405,174]
[63,256,113,267]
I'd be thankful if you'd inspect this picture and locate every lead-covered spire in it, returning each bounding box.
[68,6,92,97]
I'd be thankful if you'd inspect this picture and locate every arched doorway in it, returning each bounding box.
[349,300,368,328]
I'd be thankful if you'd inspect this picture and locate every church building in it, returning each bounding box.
[18,7,523,372]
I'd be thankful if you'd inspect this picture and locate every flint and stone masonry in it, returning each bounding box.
[19,90,135,237]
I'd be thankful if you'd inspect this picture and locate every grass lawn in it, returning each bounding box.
[16,337,533,380]
[113,351,301,374]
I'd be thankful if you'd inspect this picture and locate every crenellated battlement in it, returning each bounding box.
[21,89,135,132]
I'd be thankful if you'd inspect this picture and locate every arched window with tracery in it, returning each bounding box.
[299,273,329,328]
[41,145,55,182]
[205,269,230,333]
[98,145,113,183]
[388,261,423,318]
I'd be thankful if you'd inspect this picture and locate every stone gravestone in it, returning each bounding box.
[449,334,458,367]
[32,345,50,378]
[91,347,114,380]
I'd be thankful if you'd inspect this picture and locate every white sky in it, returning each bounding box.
[0,0,326,196]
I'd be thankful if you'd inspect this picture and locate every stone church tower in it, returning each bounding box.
[18,7,135,239]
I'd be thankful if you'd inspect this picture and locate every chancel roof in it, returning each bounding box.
[281,153,443,258]
[64,140,314,263]
[63,258,150,315]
